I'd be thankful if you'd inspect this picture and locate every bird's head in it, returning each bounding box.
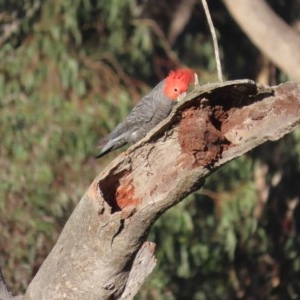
[163,68,198,101]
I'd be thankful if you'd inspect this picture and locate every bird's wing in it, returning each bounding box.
[105,93,156,141]
[95,93,156,158]
[129,93,156,122]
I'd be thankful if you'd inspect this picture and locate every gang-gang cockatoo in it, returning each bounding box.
[95,68,198,158]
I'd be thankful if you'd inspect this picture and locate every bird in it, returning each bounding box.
[95,68,198,158]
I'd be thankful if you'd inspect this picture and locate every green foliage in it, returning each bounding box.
[0,0,135,292]
[0,0,300,298]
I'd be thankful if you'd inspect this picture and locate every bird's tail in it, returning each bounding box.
[94,147,113,159]
[95,136,127,159]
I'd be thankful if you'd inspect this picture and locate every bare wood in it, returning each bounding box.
[223,0,300,81]
[201,0,223,82]
[22,80,300,299]
[120,242,156,299]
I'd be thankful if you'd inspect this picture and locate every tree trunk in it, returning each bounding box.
[3,80,299,299]
[223,0,300,81]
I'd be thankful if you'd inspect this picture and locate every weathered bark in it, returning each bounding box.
[120,242,156,299]
[223,0,300,81]
[10,80,298,299]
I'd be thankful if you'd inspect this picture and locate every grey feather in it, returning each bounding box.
[95,80,175,158]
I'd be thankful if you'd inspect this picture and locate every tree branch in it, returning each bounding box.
[23,80,300,299]
[120,242,156,299]
[223,0,300,81]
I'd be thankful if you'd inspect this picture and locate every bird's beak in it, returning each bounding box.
[194,73,199,85]
[177,92,187,102]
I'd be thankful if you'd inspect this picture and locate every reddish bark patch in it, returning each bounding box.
[178,106,228,167]
[98,170,125,213]
[213,105,229,124]
[273,84,300,116]
[116,175,141,210]
[221,105,268,135]
[98,171,141,214]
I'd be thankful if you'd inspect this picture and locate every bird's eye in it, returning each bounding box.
[174,88,178,92]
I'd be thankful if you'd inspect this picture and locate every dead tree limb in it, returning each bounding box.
[18,80,300,299]
[223,0,300,81]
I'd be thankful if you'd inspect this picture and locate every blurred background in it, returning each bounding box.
[0,0,300,299]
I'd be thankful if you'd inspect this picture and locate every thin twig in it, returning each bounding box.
[201,0,223,82]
